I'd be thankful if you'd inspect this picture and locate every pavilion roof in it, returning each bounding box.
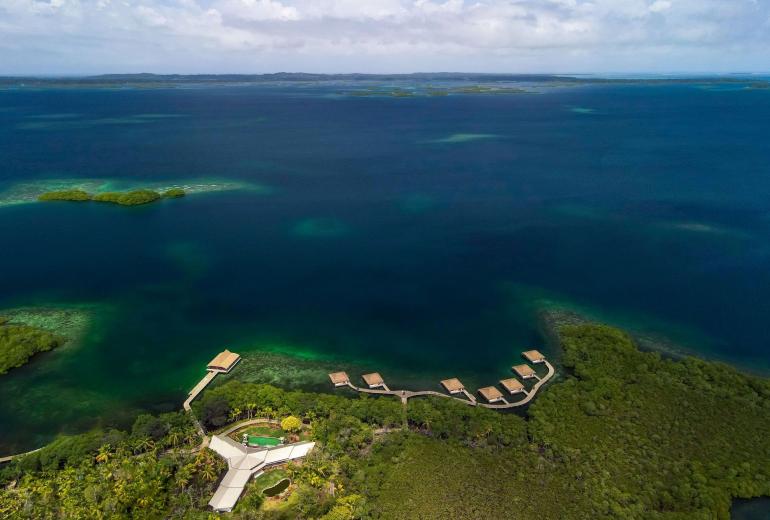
[522,350,545,362]
[478,386,504,402]
[513,364,536,378]
[500,378,525,393]
[328,371,350,385]
[362,372,385,387]
[440,378,465,392]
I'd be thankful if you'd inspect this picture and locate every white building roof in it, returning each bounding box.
[208,435,316,512]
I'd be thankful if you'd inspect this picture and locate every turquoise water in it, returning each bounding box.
[1,79,770,453]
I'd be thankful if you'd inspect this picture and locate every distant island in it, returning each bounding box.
[38,187,185,206]
[1,73,768,91]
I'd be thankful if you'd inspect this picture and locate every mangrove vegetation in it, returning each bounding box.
[0,317,63,375]
[1,323,768,518]
[37,188,186,206]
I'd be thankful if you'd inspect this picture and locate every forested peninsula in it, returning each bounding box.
[1,323,768,518]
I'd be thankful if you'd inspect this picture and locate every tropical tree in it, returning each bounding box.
[281,416,302,433]
[167,429,182,449]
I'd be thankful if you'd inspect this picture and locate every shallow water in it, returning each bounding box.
[1,81,770,453]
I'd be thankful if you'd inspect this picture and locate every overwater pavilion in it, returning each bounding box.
[478,386,506,404]
[207,350,241,373]
[513,364,537,379]
[362,372,387,389]
[522,350,546,364]
[328,371,351,387]
[500,378,526,394]
[440,378,465,394]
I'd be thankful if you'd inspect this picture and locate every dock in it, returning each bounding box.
[183,349,242,435]
[330,351,556,410]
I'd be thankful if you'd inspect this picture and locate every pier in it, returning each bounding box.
[330,350,556,410]
[183,350,242,436]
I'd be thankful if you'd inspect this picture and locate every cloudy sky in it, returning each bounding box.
[1,0,769,75]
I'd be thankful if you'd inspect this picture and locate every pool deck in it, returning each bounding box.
[207,433,315,513]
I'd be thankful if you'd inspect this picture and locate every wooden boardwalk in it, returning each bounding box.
[184,371,218,412]
[340,360,555,409]
[183,370,219,436]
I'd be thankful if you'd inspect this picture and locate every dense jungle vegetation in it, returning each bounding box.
[0,317,63,375]
[38,188,185,206]
[1,323,768,518]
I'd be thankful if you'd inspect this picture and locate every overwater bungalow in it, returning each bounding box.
[328,371,351,387]
[478,386,505,403]
[440,378,465,394]
[362,372,386,389]
[522,350,546,364]
[513,364,537,379]
[207,350,241,373]
[500,377,525,394]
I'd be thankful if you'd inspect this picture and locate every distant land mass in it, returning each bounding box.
[0,72,769,89]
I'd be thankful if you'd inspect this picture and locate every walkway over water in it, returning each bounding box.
[184,371,218,412]
[183,350,242,436]
[332,356,556,409]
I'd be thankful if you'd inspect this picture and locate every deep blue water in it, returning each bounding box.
[1,81,770,452]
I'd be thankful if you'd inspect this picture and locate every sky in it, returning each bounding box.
[0,0,769,75]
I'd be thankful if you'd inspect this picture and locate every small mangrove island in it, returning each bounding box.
[38,188,185,206]
[0,317,63,375]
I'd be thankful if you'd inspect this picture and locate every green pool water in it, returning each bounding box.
[248,435,281,447]
[262,478,291,497]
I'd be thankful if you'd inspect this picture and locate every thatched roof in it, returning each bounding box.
[208,350,241,372]
[500,378,525,393]
[512,364,536,378]
[522,350,545,363]
[478,386,504,402]
[440,378,465,393]
[362,372,385,387]
[328,371,350,385]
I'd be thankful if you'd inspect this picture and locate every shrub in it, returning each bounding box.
[281,415,302,433]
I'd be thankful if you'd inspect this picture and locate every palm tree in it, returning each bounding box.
[138,437,156,453]
[167,429,182,449]
[247,402,257,419]
[228,407,242,423]
[201,464,218,482]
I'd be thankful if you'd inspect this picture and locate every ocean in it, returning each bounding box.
[1,78,769,452]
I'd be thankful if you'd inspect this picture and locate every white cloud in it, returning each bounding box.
[0,0,768,73]
[649,0,672,13]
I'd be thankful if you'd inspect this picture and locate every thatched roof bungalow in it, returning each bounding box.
[207,350,241,373]
[328,371,351,387]
[512,364,537,379]
[500,378,525,394]
[440,378,465,394]
[478,386,505,403]
[522,350,546,363]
